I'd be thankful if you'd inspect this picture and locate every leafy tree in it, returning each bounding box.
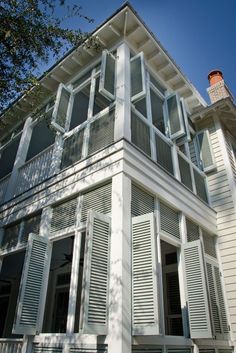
[0,0,94,112]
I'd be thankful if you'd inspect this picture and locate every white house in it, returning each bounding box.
[0,3,236,353]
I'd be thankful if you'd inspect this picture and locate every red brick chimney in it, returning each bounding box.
[207,70,234,104]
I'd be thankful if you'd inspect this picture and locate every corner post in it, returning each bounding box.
[108,173,132,353]
[114,42,131,141]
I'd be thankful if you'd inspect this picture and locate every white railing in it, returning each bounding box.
[0,339,23,353]
[15,145,54,196]
[0,174,10,204]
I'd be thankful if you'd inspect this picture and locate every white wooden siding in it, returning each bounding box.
[197,117,236,339]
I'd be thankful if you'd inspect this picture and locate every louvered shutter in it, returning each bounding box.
[131,112,151,156]
[130,52,146,102]
[196,130,215,172]
[159,202,180,239]
[193,169,208,203]
[13,233,52,335]
[33,345,62,353]
[214,266,228,335]
[50,197,78,233]
[61,128,84,169]
[186,218,200,242]
[155,134,174,175]
[206,263,221,335]
[51,84,72,133]
[132,213,159,335]
[183,240,212,338]
[88,110,115,155]
[81,211,111,334]
[99,50,116,100]
[202,232,217,258]
[188,140,199,167]
[166,94,185,139]
[80,183,112,224]
[131,184,154,217]
[178,154,193,191]
[167,348,191,353]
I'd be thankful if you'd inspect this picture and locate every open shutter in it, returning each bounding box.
[81,211,111,334]
[130,52,146,101]
[132,213,159,335]
[196,130,215,172]
[99,50,116,100]
[183,240,212,338]
[166,93,185,139]
[13,233,52,335]
[51,84,72,133]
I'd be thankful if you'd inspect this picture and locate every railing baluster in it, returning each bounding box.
[14,145,54,196]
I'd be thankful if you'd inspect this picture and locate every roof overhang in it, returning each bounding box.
[0,2,207,138]
[191,97,236,138]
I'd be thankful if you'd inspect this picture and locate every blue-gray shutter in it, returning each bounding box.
[178,154,193,191]
[166,94,185,139]
[155,134,174,175]
[183,240,212,338]
[132,213,159,335]
[13,233,52,335]
[81,211,111,334]
[131,112,151,156]
[193,169,208,203]
[196,130,215,172]
[51,84,71,133]
[130,52,146,101]
[99,50,116,100]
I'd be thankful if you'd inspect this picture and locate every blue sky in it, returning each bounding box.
[57,0,236,105]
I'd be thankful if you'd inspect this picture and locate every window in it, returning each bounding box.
[69,83,91,130]
[26,119,55,161]
[0,135,21,179]
[43,236,78,333]
[161,241,183,336]
[0,251,25,338]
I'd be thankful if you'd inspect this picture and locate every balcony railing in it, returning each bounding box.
[0,174,10,204]
[14,145,54,196]
[0,339,23,353]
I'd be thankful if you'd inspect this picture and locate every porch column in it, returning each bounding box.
[108,173,132,353]
[114,42,131,141]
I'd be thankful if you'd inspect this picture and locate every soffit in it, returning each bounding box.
[0,2,207,138]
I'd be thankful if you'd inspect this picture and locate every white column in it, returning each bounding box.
[4,116,33,201]
[108,173,132,353]
[49,132,64,175]
[114,42,131,141]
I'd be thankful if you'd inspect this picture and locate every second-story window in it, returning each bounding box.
[26,118,55,162]
[0,134,21,180]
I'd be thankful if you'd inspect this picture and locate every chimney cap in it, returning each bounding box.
[208,69,223,82]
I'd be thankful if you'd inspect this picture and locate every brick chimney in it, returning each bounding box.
[207,70,234,104]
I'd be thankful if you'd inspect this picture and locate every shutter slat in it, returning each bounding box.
[214,266,228,334]
[51,197,78,233]
[160,202,180,239]
[131,112,151,156]
[132,213,159,335]
[131,184,154,217]
[13,233,52,335]
[155,134,174,175]
[206,263,221,334]
[81,211,110,334]
[193,169,208,203]
[183,240,212,338]
[81,183,112,224]
[186,218,200,242]
[61,128,84,169]
[202,231,217,258]
[178,154,193,191]
[88,111,115,155]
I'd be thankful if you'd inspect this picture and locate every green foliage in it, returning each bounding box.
[0,0,93,112]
